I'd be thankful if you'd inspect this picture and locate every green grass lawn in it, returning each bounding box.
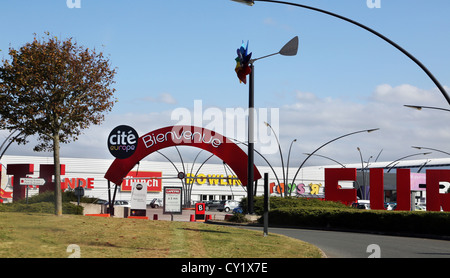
[0,212,323,258]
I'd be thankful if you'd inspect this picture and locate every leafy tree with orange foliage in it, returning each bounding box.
[0,33,117,215]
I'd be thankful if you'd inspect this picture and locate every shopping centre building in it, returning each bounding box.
[0,154,329,204]
[1,154,450,208]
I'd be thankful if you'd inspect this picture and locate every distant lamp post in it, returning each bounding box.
[235,37,298,214]
[231,138,284,190]
[286,139,297,194]
[412,146,450,157]
[357,147,373,200]
[357,147,366,199]
[303,153,346,168]
[385,152,432,172]
[0,130,24,160]
[265,120,298,197]
[290,128,379,191]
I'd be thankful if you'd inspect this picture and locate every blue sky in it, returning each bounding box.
[1,0,450,168]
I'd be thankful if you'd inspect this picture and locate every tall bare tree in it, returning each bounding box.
[0,33,117,215]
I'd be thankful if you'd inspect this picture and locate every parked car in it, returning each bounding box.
[351,200,370,209]
[150,198,163,208]
[113,200,130,207]
[94,199,108,205]
[94,199,129,207]
[218,200,240,212]
[414,205,426,211]
[205,200,221,211]
[232,206,243,214]
[384,202,396,210]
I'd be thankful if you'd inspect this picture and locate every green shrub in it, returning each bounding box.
[0,191,84,215]
[14,190,96,205]
[241,196,349,215]
[227,212,249,223]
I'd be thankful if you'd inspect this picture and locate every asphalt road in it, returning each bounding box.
[146,208,450,258]
[242,226,450,258]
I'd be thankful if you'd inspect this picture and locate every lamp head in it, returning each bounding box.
[231,0,254,6]
[404,105,423,111]
[279,36,299,56]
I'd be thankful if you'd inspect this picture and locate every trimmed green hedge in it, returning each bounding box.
[239,196,450,236]
[241,196,348,215]
[265,207,450,236]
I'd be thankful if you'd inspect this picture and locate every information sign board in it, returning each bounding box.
[195,202,206,221]
[19,178,45,186]
[163,187,182,214]
[130,182,147,217]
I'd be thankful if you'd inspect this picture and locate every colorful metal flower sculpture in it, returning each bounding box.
[235,41,252,84]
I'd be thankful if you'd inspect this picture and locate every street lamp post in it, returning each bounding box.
[248,63,255,214]
[232,138,284,189]
[357,147,367,199]
[290,128,379,188]
[232,0,450,106]
[404,106,450,163]
[264,121,286,197]
[357,147,374,200]
[245,37,298,214]
[303,153,346,168]
[412,146,450,157]
[286,138,297,194]
[385,152,432,172]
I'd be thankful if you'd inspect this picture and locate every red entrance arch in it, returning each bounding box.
[104,125,261,186]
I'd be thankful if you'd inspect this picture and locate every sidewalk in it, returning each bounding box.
[145,207,229,222]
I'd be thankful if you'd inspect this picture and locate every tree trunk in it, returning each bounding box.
[53,133,62,216]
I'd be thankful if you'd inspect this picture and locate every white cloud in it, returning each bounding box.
[370,84,445,106]
[262,17,294,32]
[3,84,450,170]
[295,91,320,103]
[273,84,450,168]
[142,92,177,104]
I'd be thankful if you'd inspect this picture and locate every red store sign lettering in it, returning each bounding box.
[324,168,450,211]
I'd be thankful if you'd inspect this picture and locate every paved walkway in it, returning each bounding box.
[145,207,229,222]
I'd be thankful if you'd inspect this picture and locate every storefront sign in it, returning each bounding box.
[105,125,261,186]
[325,168,450,211]
[270,182,323,196]
[142,127,222,149]
[121,171,162,192]
[185,173,241,186]
[62,178,95,190]
[163,187,182,214]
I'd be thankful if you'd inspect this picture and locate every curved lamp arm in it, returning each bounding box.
[232,0,450,105]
